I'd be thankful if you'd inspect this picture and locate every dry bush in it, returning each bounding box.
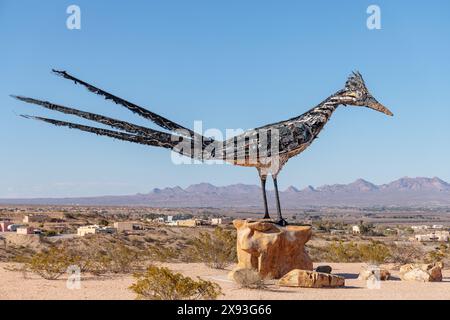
[358,241,391,264]
[146,244,194,263]
[24,246,74,280]
[325,241,360,262]
[323,241,391,264]
[232,269,266,289]
[23,238,147,279]
[387,243,425,265]
[425,244,449,265]
[78,242,145,275]
[188,227,236,269]
[129,266,222,300]
[305,244,328,262]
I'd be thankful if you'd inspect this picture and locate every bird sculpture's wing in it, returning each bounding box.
[218,121,313,164]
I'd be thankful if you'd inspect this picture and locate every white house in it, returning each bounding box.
[352,225,361,234]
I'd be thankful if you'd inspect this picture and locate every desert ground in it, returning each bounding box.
[1,262,449,300]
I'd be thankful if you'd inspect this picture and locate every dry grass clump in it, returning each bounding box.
[232,268,267,290]
[187,227,236,269]
[425,244,449,266]
[387,243,425,265]
[24,246,74,280]
[20,239,147,279]
[320,240,391,264]
[129,266,222,300]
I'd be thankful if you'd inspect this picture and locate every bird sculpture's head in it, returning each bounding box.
[337,72,393,116]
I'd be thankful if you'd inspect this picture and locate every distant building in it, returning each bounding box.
[211,217,233,225]
[411,225,429,232]
[176,219,201,228]
[113,222,143,232]
[352,225,361,234]
[77,225,116,236]
[167,216,173,223]
[414,231,449,242]
[432,225,444,229]
[330,229,345,235]
[0,221,13,232]
[16,227,34,235]
[211,218,222,225]
[23,214,48,223]
[435,231,450,241]
[154,217,165,224]
[7,224,25,232]
[77,225,100,236]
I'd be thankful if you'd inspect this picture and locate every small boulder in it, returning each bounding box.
[315,265,332,274]
[400,262,442,282]
[278,269,345,288]
[358,265,391,281]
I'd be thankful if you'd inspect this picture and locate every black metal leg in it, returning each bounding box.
[260,176,270,219]
[273,177,287,226]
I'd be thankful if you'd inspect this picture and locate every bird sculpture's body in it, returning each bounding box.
[13,71,393,225]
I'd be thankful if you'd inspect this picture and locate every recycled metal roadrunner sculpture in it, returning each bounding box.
[12,70,393,225]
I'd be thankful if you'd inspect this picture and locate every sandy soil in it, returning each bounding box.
[0,262,449,300]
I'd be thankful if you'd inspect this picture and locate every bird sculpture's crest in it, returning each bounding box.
[344,71,369,96]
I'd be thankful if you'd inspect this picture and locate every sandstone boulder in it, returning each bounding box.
[315,265,332,274]
[358,265,391,281]
[229,219,313,279]
[399,262,442,282]
[278,269,345,288]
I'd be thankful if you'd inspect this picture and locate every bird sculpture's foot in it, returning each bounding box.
[276,218,288,227]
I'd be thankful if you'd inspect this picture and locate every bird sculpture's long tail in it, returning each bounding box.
[12,70,218,159]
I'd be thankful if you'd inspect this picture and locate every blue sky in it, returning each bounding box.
[1,0,449,197]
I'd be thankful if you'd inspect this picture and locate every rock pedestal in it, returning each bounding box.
[229,219,313,279]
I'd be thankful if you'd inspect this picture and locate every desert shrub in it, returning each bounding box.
[43,230,58,237]
[425,244,449,265]
[325,241,360,262]
[130,266,222,300]
[25,246,74,280]
[188,227,236,269]
[232,269,266,290]
[305,244,328,262]
[146,245,192,263]
[85,242,144,274]
[387,243,425,264]
[98,219,109,226]
[324,241,391,264]
[358,241,391,264]
[24,238,147,277]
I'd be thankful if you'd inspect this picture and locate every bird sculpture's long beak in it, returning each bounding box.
[368,101,394,116]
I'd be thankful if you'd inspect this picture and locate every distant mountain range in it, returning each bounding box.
[0,177,450,209]
[1,177,450,208]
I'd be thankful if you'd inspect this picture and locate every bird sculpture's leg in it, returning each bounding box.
[259,173,270,219]
[273,176,288,226]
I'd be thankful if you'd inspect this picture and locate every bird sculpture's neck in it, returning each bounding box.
[297,91,345,129]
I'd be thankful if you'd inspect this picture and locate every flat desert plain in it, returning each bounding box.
[1,262,449,300]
